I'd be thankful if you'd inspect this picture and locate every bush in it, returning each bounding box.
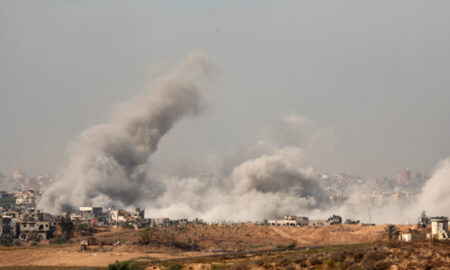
[277,257,292,267]
[325,258,335,268]
[362,249,389,269]
[74,223,88,232]
[372,261,392,270]
[276,241,297,250]
[121,223,135,229]
[229,263,247,270]
[386,241,402,249]
[351,250,365,262]
[328,251,345,262]
[0,236,12,246]
[293,254,307,266]
[363,249,387,262]
[166,264,183,270]
[108,260,145,270]
[308,255,321,266]
[50,236,71,245]
[138,229,152,245]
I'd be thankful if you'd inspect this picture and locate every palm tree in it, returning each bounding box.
[384,224,400,240]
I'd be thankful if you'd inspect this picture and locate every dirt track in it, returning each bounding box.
[0,224,422,267]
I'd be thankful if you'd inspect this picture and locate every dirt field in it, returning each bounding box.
[0,224,426,268]
[159,240,450,270]
[0,245,212,268]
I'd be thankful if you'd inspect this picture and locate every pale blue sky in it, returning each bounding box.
[1,0,450,177]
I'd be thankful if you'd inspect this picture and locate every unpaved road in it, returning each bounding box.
[0,245,211,267]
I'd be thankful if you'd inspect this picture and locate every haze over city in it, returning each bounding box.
[1,0,450,179]
[2,1,450,269]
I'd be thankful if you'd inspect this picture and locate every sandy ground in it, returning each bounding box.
[0,224,424,267]
[0,245,212,267]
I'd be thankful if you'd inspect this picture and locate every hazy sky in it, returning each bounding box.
[1,0,450,177]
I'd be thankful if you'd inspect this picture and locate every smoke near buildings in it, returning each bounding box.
[38,51,215,213]
[38,51,450,224]
[145,144,330,221]
[38,52,331,219]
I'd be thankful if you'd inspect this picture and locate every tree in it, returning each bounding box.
[384,224,400,240]
[60,215,74,240]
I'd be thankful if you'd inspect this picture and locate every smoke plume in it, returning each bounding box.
[416,159,450,216]
[39,49,332,220]
[39,51,449,224]
[38,51,214,213]
[146,145,330,221]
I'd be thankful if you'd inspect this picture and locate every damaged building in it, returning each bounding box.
[268,216,309,227]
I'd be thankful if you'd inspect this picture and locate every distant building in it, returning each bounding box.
[327,215,342,225]
[15,190,38,205]
[399,233,426,242]
[151,218,171,227]
[268,216,309,227]
[430,217,448,240]
[0,191,13,199]
[79,207,102,217]
[19,220,54,240]
[110,208,145,223]
[0,216,11,237]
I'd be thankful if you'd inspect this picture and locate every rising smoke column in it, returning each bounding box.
[416,158,450,216]
[38,51,214,213]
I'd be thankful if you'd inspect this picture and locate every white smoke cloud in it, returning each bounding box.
[145,144,330,221]
[38,51,333,219]
[416,159,450,217]
[38,51,450,224]
[38,51,215,213]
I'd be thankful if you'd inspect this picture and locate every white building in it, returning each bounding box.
[268,216,309,227]
[431,217,448,240]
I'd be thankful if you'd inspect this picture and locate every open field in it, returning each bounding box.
[0,224,434,269]
[150,240,450,270]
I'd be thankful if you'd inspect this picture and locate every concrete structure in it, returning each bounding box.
[79,207,102,217]
[19,220,54,240]
[399,233,426,242]
[14,190,38,205]
[268,216,309,227]
[151,218,171,227]
[110,208,145,223]
[0,191,13,199]
[431,217,448,240]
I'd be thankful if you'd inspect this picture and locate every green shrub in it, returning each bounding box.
[308,255,321,266]
[166,264,183,270]
[0,236,12,246]
[50,236,71,245]
[108,260,144,270]
[276,241,297,250]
